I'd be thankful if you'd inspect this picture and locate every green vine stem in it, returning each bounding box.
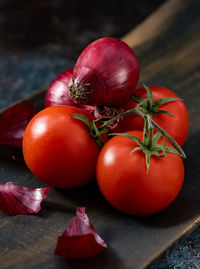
[150,118,186,159]
[70,86,186,158]
[98,99,186,159]
[98,98,148,130]
[146,115,154,148]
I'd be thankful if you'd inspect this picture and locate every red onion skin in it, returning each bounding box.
[0,104,36,148]
[0,182,50,215]
[45,68,94,114]
[55,207,107,258]
[69,37,140,106]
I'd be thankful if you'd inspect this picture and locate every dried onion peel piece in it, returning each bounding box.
[0,182,50,214]
[55,207,107,258]
[0,104,36,148]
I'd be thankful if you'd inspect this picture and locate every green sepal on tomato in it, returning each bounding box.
[113,86,189,147]
[22,105,106,189]
[96,130,184,216]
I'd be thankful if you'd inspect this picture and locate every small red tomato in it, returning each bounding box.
[23,105,100,189]
[114,86,189,146]
[96,131,184,216]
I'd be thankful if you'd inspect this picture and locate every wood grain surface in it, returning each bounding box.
[0,0,200,268]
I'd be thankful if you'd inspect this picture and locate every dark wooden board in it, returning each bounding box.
[1,0,200,268]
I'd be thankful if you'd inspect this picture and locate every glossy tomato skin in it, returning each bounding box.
[114,86,189,146]
[96,131,184,216]
[23,105,99,189]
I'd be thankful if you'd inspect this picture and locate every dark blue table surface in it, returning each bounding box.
[0,1,199,268]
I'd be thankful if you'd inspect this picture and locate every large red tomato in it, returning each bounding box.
[23,105,100,188]
[114,86,189,146]
[96,131,184,216]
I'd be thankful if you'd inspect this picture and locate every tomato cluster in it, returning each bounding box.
[22,37,189,216]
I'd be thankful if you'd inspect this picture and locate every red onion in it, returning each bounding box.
[45,68,94,114]
[68,37,140,106]
[0,104,36,148]
[0,182,50,214]
[45,68,75,107]
[55,207,107,258]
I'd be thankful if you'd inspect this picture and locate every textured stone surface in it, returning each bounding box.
[149,226,200,269]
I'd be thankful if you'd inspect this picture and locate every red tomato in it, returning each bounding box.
[114,86,189,146]
[23,105,100,189]
[96,131,184,216]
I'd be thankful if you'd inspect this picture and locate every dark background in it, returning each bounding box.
[0,0,164,109]
[0,0,164,53]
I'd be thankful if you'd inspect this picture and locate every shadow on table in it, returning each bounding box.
[55,246,127,269]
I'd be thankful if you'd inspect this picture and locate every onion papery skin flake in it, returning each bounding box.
[0,104,36,148]
[55,207,107,258]
[69,37,140,106]
[0,182,50,215]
